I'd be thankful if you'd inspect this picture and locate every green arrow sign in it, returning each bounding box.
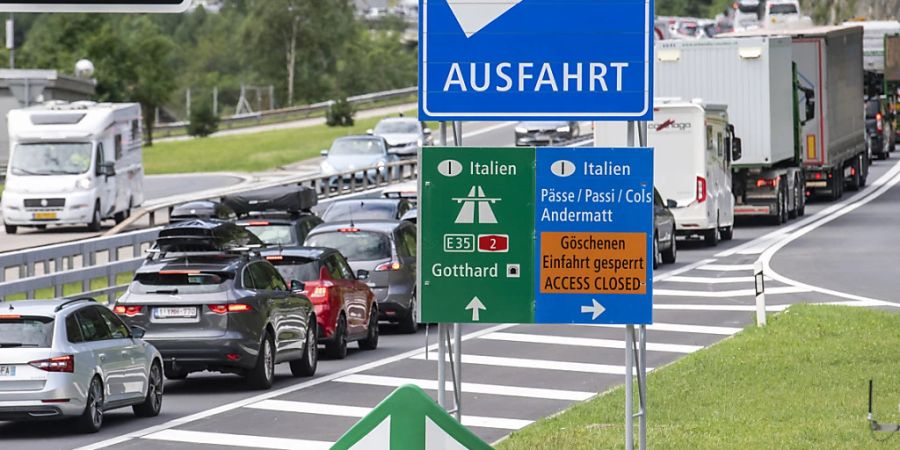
[331,384,493,450]
[419,147,536,324]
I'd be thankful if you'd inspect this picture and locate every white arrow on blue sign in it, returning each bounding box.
[419,0,654,121]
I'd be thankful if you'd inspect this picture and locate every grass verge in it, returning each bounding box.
[6,272,133,302]
[496,305,900,450]
[144,108,416,175]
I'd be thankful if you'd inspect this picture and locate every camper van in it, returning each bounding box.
[649,100,741,246]
[2,102,144,234]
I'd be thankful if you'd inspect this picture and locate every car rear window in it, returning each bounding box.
[270,258,321,283]
[769,3,797,14]
[245,224,295,245]
[132,271,232,294]
[322,203,396,222]
[306,231,392,261]
[0,316,54,348]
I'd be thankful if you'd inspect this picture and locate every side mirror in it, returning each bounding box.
[423,128,432,136]
[357,269,370,280]
[130,326,146,339]
[98,162,116,177]
[732,138,742,162]
[290,280,305,292]
[320,149,329,157]
[366,129,374,135]
[666,199,677,208]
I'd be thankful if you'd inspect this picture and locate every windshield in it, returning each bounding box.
[737,3,759,13]
[322,202,397,222]
[306,232,392,261]
[0,317,54,348]
[272,259,321,283]
[9,142,93,176]
[330,139,385,157]
[375,121,418,134]
[245,225,296,245]
[769,4,798,14]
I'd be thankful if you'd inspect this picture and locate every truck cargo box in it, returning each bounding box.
[655,37,795,168]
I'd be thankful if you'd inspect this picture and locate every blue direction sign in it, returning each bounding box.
[419,0,654,120]
[534,147,654,324]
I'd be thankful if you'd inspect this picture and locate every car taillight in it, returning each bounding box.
[696,176,707,203]
[755,178,779,189]
[247,221,270,226]
[310,287,328,299]
[29,355,74,373]
[113,305,143,317]
[338,228,360,233]
[815,172,823,180]
[375,260,402,271]
[877,112,883,132]
[208,304,253,314]
[265,255,284,261]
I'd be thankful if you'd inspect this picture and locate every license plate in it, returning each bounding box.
[0,365,15,377]
[154,307,198,319]
[33,212,57,220]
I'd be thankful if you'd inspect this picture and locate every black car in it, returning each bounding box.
[319,198,413,223]
[515,121,581,146]
[115,220,318,389]
[223,185,324,246]
[866,98,895,160]
[169,200,237,223]
[653,189,677,269]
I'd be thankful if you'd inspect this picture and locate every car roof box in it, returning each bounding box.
[155,220,262,253]
[223,185,317,216]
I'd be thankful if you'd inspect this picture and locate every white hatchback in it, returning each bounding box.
[0,298,163,433]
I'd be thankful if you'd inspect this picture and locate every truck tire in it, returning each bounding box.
[859,155,868,188]
[848,157,861,191]
[772,190,785,225]
[4,224,16,234]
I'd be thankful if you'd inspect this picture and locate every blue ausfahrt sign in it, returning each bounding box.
[419,0,654,121]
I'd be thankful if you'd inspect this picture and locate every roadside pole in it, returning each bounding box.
[638,121,649,450]
[453,121,463,421]
[437,122,449,409]
[754,260,767,326]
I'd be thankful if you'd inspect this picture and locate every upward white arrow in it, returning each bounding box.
[446,0,523,38]
[465,296,487,321]
[581,299,606,320]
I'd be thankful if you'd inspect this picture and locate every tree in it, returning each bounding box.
[187,100,219,137]
[119,18,176,146]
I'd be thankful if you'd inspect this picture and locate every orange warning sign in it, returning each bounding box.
[539,232,647,295]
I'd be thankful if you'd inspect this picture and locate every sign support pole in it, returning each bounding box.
[437,122,449,410]
[625,324,635,450]
[452,120,464,421]
[637,121,649,450]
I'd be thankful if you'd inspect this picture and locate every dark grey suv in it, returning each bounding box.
[115,223,318,389]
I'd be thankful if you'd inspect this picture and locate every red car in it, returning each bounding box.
[261,247,378,359]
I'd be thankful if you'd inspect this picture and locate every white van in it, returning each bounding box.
[649,99,741,246]
[762,0,803,28]
[2,102,144,234]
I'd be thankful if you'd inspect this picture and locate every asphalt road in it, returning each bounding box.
[6,128,899,449]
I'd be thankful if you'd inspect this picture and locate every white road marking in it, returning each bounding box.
[480,332,701,354]
[653,258,718,282]
[335,374,594,401]
[655,286,810,298]
[247,400,532,430]
[74,324,516,450]
[664,275,766,284]
[581,322,741,335]
[141,429,333,450]
[654,304,791,312]
[696,264,754,272]
[411,353,651,375]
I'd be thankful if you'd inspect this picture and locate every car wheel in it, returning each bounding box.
[704,223,719,247]
[133,362,163,417]
[247,333,275,390]
[652,233,660,270]
[359,307,379,350]
[720,225,734,241]
[398,291,419,334]
[87,203,102,232]
[164,367,188,380]
[77,376,104,433]
[290,318,318,377]
[661,230,677,264]
[4,224,16,234]
[325,315,348,360]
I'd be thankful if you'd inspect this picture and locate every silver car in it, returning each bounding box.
[0,298,163,433]
[369,117,433,159]
[319,136,398,188]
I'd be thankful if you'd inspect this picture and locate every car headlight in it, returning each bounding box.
[556,126,571,133]
[377,161,386,169]
[320,161,335,174]
[76,177,93,190]
[515,127,528,134]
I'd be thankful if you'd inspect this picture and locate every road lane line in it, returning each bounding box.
[246,400,532,430]
[75,324,516,450]
[652,258,718,282]
[479,332,701,354]
[141,429,333,450]
[696,264,754,272]
[655,286,809,298]
[654,304,791,312]
[664,275,769,284]
[335,374,594,401]
[579,322,741,335]
[410,353,652,374]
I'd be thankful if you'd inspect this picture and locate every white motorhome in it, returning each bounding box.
[2,102,144,233]
[649,99,741,246]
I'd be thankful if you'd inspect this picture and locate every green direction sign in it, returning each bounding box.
[419,147,535,324]
[331,384,493,450]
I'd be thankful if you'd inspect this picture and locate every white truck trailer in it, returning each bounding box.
[655,36,807,223]
[2,102,144,233]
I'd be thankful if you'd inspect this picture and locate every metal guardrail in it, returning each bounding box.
[0,160,418,302]
[154,86,417,138]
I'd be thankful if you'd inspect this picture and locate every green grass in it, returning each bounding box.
[144,109,417,175]
[6,272,133,302]
[497,305,900,450]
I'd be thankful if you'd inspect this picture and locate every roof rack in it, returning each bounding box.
[55,298,95,312]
